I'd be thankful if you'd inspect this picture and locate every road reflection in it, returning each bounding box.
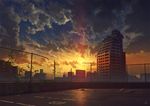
[70,89,90,106]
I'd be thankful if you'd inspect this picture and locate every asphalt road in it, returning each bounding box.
[0,89,150,106]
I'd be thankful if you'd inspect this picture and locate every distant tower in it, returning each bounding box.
[97,30,127,81]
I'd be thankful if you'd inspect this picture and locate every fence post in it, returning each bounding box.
[144,64,147,83]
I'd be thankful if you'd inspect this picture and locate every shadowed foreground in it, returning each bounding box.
[0,89,150,106]
[0,82,150,96]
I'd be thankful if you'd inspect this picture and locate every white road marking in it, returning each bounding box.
[34,96,45,99]
[16,102,35,106]
[34,95,75,101]
[0,99,36,106]
[0,99,14,104]
[62,98,75,101]
[34,96,60,100]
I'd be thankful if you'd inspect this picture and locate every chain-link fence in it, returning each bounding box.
[127,64,150,82]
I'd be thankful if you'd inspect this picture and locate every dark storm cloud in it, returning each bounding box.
[18,0,73,52]
[125,0,150,53]
[0,0,73,53]
[67,0,139,54]
[86,0,122,32]
[0,3,20,48]
[0,1,29,63]
[0,0,149,58]
[83,0,150,54]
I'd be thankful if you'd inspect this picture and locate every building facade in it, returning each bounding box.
[68,71,74,79]
[33,69,46,80]
[76,70,86,81]
[97,30,127,81]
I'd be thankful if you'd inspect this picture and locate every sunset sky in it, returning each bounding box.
[0,0,150,76]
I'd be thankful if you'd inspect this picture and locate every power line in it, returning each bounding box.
[127,63,150,66]
[0,46,49,59]
[0,46,49,85]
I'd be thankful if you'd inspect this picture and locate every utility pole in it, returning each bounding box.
[53,60,56,80]
[29,53,33,83]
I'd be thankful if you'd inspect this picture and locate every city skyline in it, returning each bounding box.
[0,29,148,80]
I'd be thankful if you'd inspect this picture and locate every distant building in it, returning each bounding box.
[63,73,67,78]
[97,30,127,81]
[24,71,32,80]
[76,70,86,81]
[33,69,46,80]
[68,71,74,80]
[87,71,97,81]
[0,60,18,82]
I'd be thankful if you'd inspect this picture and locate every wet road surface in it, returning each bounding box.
[0,89,150,106]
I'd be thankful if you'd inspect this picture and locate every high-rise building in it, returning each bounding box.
[87,71,97,81]
[97,30,127,81]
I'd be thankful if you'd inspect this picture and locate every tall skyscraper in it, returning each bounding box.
[97,30,127,81]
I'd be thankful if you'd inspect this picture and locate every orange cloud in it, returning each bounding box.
[126,52,150,64]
